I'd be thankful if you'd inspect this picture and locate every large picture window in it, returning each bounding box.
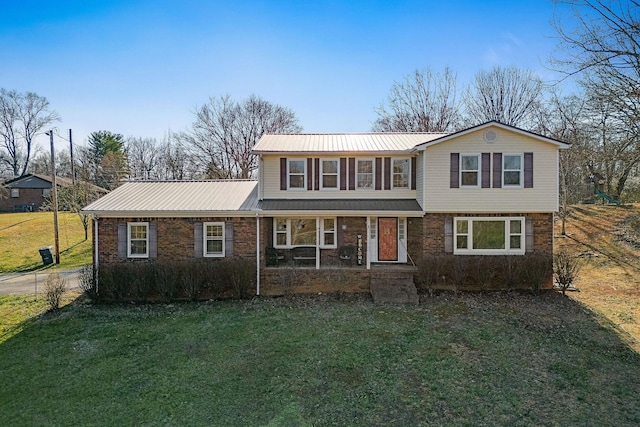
[321,159,339,189]
[128,222,149,258]
[503,154,523,187]
[273,218,336,248]
[392,158,410,188]
[460,154,480,187]
[356,159,373,189]
[203,222,225,257]
[454,217,524,255]
[288,159,306,189]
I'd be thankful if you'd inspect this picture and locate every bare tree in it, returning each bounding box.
[463,66,544,128]
[373,67,461,132]
[126,136,160,180]
[0,89,60,177]
[175,94,302,179]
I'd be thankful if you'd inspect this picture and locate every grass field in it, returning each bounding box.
[0,212,92,273]
[1,293,639,426]
[1,205,640,425]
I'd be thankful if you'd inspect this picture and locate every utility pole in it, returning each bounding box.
[69,129,76,186]
[47,130,60,264]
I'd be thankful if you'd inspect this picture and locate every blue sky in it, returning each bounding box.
[1,0,566,149]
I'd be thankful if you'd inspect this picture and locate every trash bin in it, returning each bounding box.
[39,246,54,265]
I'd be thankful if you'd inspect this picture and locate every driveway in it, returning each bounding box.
[0,267,83,295]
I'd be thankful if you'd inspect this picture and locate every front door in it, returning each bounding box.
[378,217,398,261]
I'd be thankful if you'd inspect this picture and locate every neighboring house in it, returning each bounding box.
[82,121,569,296]
[0,173,106,212]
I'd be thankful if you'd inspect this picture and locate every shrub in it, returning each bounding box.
[44,271,67,311]
[520,253,553,293]
[79,265,98,301]
[223,258,256,299]
[554,251,582,295]
[156,263,180,302]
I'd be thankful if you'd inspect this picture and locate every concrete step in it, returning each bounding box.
[370,273,418,305]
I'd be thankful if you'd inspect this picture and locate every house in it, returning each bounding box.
[82,121,569,298]
[1,173,107,212]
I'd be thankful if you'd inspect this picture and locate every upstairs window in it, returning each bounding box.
[503,155,523,187]
[321,159,339,190]
[460,155,480,187]
[203,222,224,257]
[288,159,306,189]
[356,159,373,189]
[393,159,410,188]
[128,222,149,258]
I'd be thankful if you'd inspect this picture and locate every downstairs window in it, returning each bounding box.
[454,217,524,255]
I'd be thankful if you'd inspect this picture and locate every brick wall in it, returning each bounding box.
[0,188,45,212]
[96,216,257,267]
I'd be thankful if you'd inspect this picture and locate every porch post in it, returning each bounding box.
[366,216,371,270]
[316,216,320,269]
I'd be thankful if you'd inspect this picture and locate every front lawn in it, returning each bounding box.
[1,292,639,426]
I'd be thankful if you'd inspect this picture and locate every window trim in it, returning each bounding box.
[203,222,225,258]
[287,159,306,190]
[127,222,149,258]
[10,188,19,198]
[392,158,410,189]
[320,218,337,248]
[273,217,337,249]
[460,154,481,188]
[356,158,374,190]
[503,154,523,188]
[320,158,339,190]
[453,216,525,255]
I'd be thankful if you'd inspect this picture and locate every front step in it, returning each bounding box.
[370,273,418,305]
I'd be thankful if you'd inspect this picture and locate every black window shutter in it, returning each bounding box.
[307,158,313,190]
[375,157,382,190]
[411,157,417,190]
[340,158,347,190]
[444,217,453,253]
[280,158,287,190]
[149,223,157,258]
[481,153,491,188]
[525,218,534,252]
[524,152,533,188]
[314,158,320,191]
[348,158,356,190]
[117,224,127,258]
[493,153,502,188]
[450,153,459,188]
[194,222,203,258]
[225,223,234,257]
[384,157,391,190]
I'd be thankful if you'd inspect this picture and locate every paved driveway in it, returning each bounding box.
[0,268,83,295]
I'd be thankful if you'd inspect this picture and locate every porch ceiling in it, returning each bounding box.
[258,199,423,215]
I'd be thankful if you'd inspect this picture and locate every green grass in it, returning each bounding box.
[1,293,639,426]
[0,212,92,272]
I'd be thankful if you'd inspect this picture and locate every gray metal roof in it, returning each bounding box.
[258,199,423,214]
[252,133,448,154]
[83,180,259,216]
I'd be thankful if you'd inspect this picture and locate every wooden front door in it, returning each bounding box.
[378,218,398,261]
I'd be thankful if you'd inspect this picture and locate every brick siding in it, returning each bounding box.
[0,188,45,212]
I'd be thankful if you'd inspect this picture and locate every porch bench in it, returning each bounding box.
[292,246,316,264]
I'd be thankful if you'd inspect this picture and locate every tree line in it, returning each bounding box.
[2,0,639,204]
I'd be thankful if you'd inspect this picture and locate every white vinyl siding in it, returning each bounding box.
[423,127,560,213]
[262,156,416,199]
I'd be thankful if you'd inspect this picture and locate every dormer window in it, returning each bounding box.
[288,159,306,189]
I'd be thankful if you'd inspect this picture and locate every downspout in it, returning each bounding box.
[256,213,260,296]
